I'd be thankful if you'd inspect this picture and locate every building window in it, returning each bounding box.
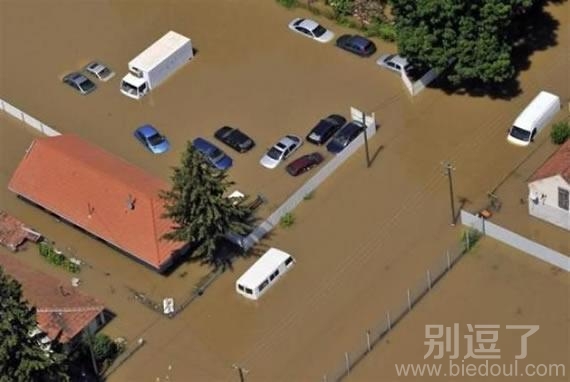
[558,188,569,210]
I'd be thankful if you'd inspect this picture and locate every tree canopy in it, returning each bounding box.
[0,267,69,382]
[391,0,534,84]
[160,142,252,267]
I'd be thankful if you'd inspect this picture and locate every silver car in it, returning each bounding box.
[260,135,303,169]
[288,18,334,43]
[376,54,412,74]
[62,72,97,95]
[85,61,115,82]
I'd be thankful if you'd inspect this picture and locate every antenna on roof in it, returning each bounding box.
[126,194,136,211]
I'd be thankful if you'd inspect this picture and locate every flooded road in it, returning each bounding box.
[0,0,568,381]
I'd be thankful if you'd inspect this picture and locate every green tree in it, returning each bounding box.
[160,142,252,267]
[0,267,69,382]
[391,0,534,84]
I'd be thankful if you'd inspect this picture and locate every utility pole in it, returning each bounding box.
[232,364,248,382]
[442,161,456,226]
[362,111,371,168]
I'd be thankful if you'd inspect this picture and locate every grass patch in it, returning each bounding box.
[279,212,296,228]
[276,0,298,8]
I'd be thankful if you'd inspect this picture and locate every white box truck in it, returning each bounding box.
[120,31,193,99]
[507,91,561,146]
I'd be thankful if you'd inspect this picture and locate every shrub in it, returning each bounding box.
[550,121,570,145]
[462,228,482,252]
[329,0,354,16]
[279,212,296,228]
[364,20,396,42]
[276,0,298,8]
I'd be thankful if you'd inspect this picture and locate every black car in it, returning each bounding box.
[214,126,255,153]
[326,121,365,154]
[335,34,377,57]
[306,114,347,145]
[286,152,324,176]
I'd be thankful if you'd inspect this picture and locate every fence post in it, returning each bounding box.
[407,288,412,311]
[426,269,432,290]
[446,250,451,270]
[465,229,470,250]
[345,352,350,376]
[386,311,392,330]
[323,375,327,382]
[366,330,371,353]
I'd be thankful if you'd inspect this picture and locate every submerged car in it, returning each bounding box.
[134,124,170,154]
[214,126,255,153]
[192,137,233,170]
[336,35,377,57]
[376,54,412,74]
[85,61,115,82]
[286,152,324,176]
[260,135,303,169]
[62,72,96,95]
[326,121,365,154]
[306,114,347,145]
[288,18,334,43]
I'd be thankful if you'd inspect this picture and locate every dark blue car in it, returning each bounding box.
[326,121,365,154]
[133,124,170,154]
[336,34,377,57]
[192,137,233,170]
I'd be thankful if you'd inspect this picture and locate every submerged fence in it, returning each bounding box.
[460,209,569,271]
[0,98,61,136]
[322,234,479,382]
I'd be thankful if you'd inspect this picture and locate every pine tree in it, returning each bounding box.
[0,267,69,382]
[160,142,252,267]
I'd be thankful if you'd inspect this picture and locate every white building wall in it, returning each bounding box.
[528,175,570,231]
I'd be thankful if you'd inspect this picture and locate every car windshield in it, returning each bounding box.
[148,133,165,146]
[509,126,531,141]
[79,79,95,92]
[267,147,283,160]
[312,25,326,37]
[208,147,224,161]
[98,67,111,78]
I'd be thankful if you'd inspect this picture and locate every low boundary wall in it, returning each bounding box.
[0,98,61,136]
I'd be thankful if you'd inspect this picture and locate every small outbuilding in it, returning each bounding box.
[528,140,570,231]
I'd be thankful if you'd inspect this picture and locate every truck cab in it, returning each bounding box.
[120,73,148,99]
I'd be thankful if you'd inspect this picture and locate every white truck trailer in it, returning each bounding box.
[120,31,193,99]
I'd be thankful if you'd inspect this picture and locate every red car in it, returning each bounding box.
[286,152,324,176]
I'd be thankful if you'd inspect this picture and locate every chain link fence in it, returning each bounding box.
[322,238,473,382]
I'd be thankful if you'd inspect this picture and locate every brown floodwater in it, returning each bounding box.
[0,0,568,381]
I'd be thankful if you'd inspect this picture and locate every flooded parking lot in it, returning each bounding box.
[0,0,568,380]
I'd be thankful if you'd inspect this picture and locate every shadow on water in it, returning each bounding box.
[432,0,564,99]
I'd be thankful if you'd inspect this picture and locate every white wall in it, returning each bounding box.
[528,175,570,230]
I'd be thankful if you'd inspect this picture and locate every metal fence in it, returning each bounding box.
[0,98,61,136]
[323,238,473,382]
[460,209,569,271]
[242,115,377,250]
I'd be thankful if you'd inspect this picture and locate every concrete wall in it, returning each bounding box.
[528,176,570,231]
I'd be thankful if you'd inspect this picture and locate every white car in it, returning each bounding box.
[376,54,412,74]
[85,61,115,82]
[260,135,303,169]
[288,18,334,43]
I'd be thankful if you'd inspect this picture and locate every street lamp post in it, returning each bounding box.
[362,111,370,168]
[442,161,456,226]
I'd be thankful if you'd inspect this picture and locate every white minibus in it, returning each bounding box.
[507,91,560,146]
[236,248,295,300]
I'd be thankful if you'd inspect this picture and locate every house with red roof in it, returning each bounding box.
[528,140,570,231]
[0,253,106,346]
[8,134,183,272]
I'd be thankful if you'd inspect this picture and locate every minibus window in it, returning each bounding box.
[270,270,279,281]
[238,284,245,292]
[285,257,293,266]
[258,279,269,292]
[245,288,253,295]
[509,126,531,141]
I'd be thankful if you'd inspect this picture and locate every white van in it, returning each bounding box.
[236,248,295,300]
[507,91,561,146]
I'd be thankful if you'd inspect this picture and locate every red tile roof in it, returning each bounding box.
[8,135,181,271]
[529,140,570,183]
[0,253,104,343]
